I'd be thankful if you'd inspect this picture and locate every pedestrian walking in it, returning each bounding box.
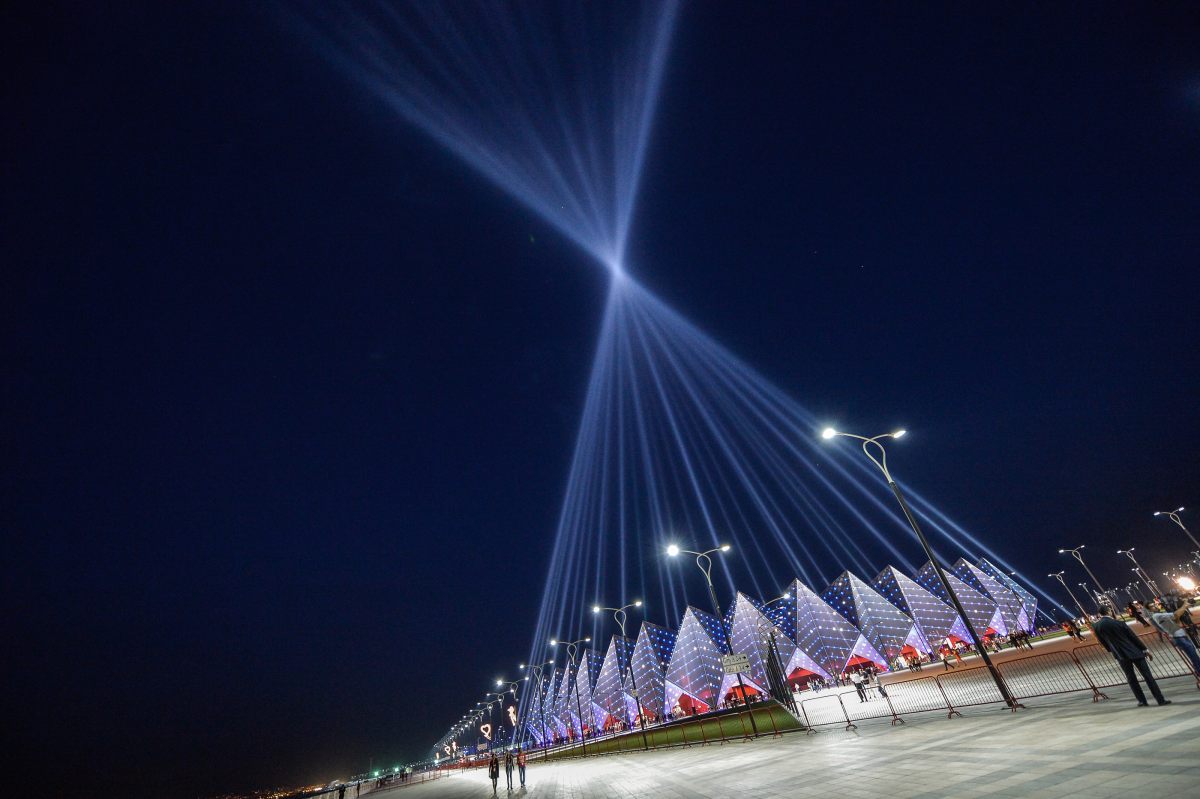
[516,748,527,787]
[849,670,866,702]
[1092,606,1170,706]
[504,749,514,791]
[1149,594,1200,675]
[940,649,955,670]
[488,752,500,795]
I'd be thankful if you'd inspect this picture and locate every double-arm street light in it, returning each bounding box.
[520,658,554,749]
[665,544,761,733]
[1117,548,1160,597]
[1048,571,1089,622]
[1058,545,1111,610]
[1154,508,1200,567]
[821,427,1020,710]
[592,601,650,749]
[548,636,591,755]
[494,679,521,747]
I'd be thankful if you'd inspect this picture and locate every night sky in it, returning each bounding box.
[5,3,1199,797]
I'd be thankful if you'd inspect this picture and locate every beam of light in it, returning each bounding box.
[291,0,679,270]
[521,275,1056,706]
[293,5,1061,751]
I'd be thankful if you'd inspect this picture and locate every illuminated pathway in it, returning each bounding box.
[383,678,1200,799]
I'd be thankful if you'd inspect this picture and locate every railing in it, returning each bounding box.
[795,631,1198,733]
[302,768,447,798]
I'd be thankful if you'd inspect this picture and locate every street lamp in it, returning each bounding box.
[521,659,554,750]
[665,544,761,732]
[548,636,592,755]
[1048,571,1089,622]
[493,680,521,747]
[821,427,1019,710]
[1154,508,1200,566]
[1117,548,1160,597]
[592,601,650,748]
[1058,546,1111,610]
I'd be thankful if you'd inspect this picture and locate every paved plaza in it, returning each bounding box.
[380,676,1200,799]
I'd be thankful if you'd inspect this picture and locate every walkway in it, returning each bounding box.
[378,677,1200,798]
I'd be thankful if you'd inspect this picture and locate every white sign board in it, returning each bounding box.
[722,653,750,675]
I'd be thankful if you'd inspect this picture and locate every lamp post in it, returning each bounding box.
[665,544,761,733]
[495,679,521,748]
[1058,546,1111,610]
[820,427,1019,710]
[592,601,650,749]
[756,594,796,712]
[1154,507,1199,558]
[548,637,591,755]
[521,659,554,750]
[1117,548,1160,597]
[1048,571,1089,621]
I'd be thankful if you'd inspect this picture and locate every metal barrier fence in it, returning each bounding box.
[302,769,447,798]
[793,631,1199,734]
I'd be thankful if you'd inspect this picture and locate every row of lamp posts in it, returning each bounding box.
[452,429,1192,755]
[1050,508,1195,618]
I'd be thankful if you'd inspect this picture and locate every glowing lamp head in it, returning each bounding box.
[821,427,837,440]
[549,639,557,646]
[720,544,731,552]
[1178,576,1197,592]
[519,663,525,669]
[495,679,502,686]
[634,600,642,607]
[584,636,591,642]
[892,429,907,438]
[666,544,680,557]
[592,605,601,613]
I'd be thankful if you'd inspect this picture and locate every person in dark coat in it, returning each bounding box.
[487,752,500,795]
[1091,606,1171,706]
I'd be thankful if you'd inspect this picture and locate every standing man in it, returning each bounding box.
[504,749,515,792]
[1149,594,1200,675]
[1092,606,1171,706]
[849,670,866,702]
[516,748,527,787]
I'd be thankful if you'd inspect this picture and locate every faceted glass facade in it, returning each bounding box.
[873,565,961,651]
[580,647,605,730]
[824,571,922,664]
[509,554,1040,748]
[914,561,1000,639]
[977,558,1038,631]
[548,666,569,738]
[592,634,634,729]
[952,559,1027,635]
[522,669,555,745]
[665,606,726,714]
[771,579,861,678]
[630,621,676,721]
[726,592,796,697]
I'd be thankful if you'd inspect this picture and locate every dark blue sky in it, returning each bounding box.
[5,3,1199,797]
